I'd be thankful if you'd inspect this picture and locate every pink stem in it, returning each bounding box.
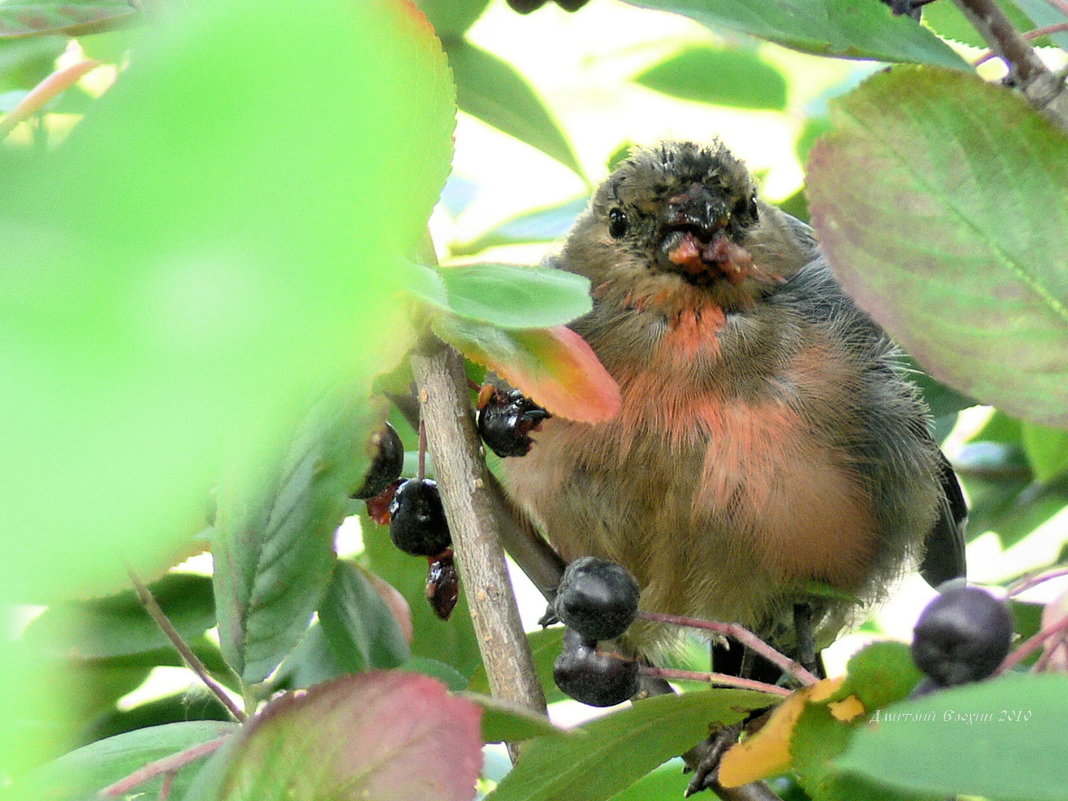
[637,611,819,685]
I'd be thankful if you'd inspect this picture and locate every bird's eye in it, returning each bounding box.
[608,208,628,238]
[732,193,758,224]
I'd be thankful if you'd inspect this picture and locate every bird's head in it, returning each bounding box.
[566,140,797,311]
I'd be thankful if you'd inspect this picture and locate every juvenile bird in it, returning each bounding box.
[500,140,966,669]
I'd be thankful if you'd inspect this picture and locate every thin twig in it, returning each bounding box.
[953,0,1068,129]
[641,666,793,697]
[0,60,101,140]
[126,566,247,722]
[1007,565,1068,597]
[98,735,229,797]
[997,613,1068,673]
[638,611,820,686]
[1043,0,1068,17]
[975,22,1068,65]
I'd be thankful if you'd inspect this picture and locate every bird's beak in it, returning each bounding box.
[662,182,730,239]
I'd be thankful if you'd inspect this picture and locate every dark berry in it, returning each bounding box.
[352,423,404,500]
[477,387,550,458]
[554,0,590,10]
[911,586,1013,687]
[388,478,451,557]
[426,551,459,621]
[554,556,640,642]
[553,628,639,707]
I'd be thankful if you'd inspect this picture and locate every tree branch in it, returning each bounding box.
[410,338,548,731]
[952,0,1068,130]
[127,567,247,723]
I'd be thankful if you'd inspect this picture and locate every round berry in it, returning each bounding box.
[352,423,404,500]
[388,478,451,557]
[554,628,639,707]
[911,586,1013,687]
[477,389,549,458]
[554,556,640,642]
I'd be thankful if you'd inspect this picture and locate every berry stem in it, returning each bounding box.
[637,610,819,686]
[997,612,1068,674]
[641,666,792,697]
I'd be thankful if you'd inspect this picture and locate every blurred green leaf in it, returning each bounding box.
[192,673,483,801]
[621,0,967,67]
[214,387,385,686]
[0,0,135,38]
[0,0,452,606]
[24,573,215,660]
[428,263,592,329]
[447,39,585,177]
[606,759,691,800]
[0,35,66,91]
[361,508,483,678]
[461,692,565,743]
[808,67,1068,429]
[1021,423,1068,483]
[318,559,411,674]
[634,46,787,110]
[432,314,621,423]
[417,0,491,37]
[451,196,586,256]
[837,674,1068,800]
[485,689,776,801]
[11,720,237,801]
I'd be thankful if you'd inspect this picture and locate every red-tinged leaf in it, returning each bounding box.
[215,672,483,801]
[807,67,1068,428]
[432,313,621,423]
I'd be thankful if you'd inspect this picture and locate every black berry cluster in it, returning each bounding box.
[552,557,641,707]
[911,585,1013,692]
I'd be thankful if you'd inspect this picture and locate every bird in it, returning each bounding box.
[497,139,967,672]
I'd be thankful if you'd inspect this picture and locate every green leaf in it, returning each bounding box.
[433,263,593,329]
[318,559,411,673]
[467,627,565,701]
[416,0,491,37]
[11,720,237,801]
[634,46,787,110]
[198,673,484,801]
[901,356,976,419]
[451,196,586,256]
[836,674,1068,800]
[213,387,384,686]
[1021,423,1068,483]
[808,66,1068,429]
[361,508,484,678]
[461,692,566,743]
[0,0,452,604]
[620,0,968,68]
[0,0,136,38]
[24,573,215,660]
[485,689,777,801]
[833,642,922,711]
[431,314,621,423]
[447,39,585,177]
[1004,0,1068,49]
